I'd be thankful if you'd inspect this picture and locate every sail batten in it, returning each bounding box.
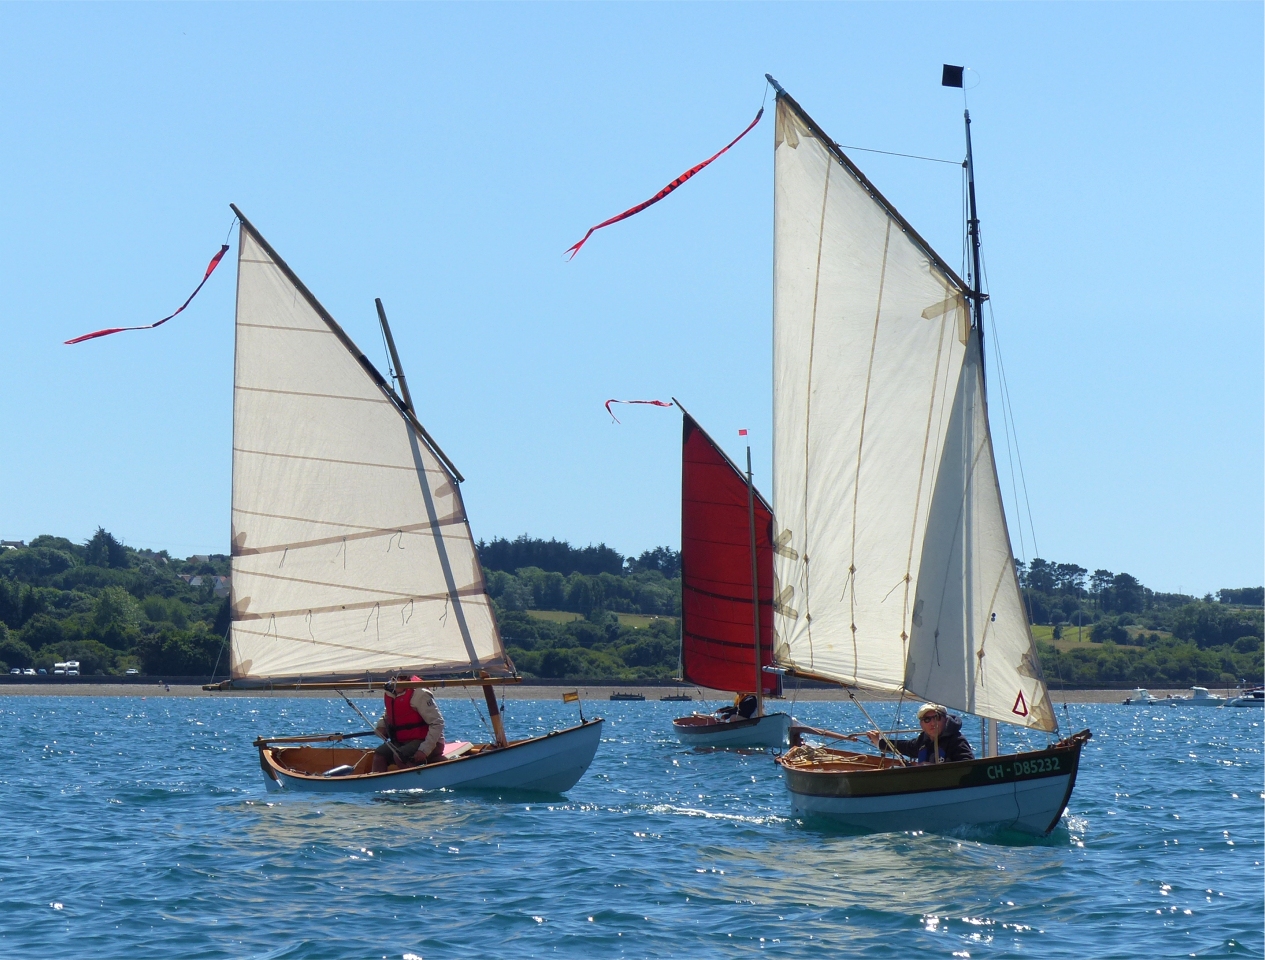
[770,90,1052,729]
[228,219,509,682]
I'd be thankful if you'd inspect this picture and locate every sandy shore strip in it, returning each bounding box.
[0,682,1208,704]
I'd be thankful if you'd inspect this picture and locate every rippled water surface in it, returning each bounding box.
[0,694,1260,958]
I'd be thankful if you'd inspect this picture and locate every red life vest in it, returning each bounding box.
[384,678,429,744]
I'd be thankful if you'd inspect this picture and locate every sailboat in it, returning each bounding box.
[209,206,603,795]
[671,403,790,748]
[763,78,1090,835]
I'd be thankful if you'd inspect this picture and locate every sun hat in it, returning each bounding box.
[916,703,947,720]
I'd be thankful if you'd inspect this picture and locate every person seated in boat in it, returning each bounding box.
[865,703,974,764]
[715,693,759,722]
[371,676,446,772]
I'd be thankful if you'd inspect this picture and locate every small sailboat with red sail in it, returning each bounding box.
[671,403,790,748]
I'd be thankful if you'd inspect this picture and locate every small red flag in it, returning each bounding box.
[65,244,230,345]
[604,399,673,424]
[565,107,764,260]
[738,429,748,436]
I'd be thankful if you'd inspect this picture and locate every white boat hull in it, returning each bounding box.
[1227,696,1264,708]
[779,730,1090,836]
[673,712,791,748]
[258,719,603,795]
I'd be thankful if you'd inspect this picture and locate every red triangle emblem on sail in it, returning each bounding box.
[1012,690,1029,717]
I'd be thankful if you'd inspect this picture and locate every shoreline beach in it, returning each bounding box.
[0,682,1207,704]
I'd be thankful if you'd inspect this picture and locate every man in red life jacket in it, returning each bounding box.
[371,676,446,772]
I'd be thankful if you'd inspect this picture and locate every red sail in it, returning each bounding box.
[680,412,779,695]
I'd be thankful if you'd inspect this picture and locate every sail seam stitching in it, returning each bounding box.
[233,446,441,473]
[232,517,464,556]
[900,291,954,684]
[847,218,893,681]
[235,385,392,405]
[799,151,832,671]
[234,589,487,622]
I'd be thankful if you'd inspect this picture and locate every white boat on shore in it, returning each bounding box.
[1226,687,1264,708]
[1166,687,1228,707]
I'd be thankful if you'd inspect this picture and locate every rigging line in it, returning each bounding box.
[836,144,961,165]
[980,256,1040,560]
[987,291,1028,565]
[377,312,396,389]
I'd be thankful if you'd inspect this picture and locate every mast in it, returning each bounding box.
[375,298,415,415]
[746,445,763,717]
[963,111,986,370]
[964,111,999,756]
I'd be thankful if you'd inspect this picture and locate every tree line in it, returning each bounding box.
[0,531,1258,687]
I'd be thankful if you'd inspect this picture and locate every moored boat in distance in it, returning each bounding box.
[671,405,790,749]
[1166,686,1228,707]
[610,693,646,701]
[209,207,602,795]
[1123,688,1162,705]
[1226,686,1264,708]
[763,75,1088,836]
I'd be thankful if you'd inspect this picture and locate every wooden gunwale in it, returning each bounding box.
[779,730,1090,801]
[258,718,604,784]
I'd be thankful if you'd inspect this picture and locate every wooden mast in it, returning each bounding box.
[746,445,763,718]
[375,298,507,748]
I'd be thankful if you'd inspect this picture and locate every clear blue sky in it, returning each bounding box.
[0,3,1259,596]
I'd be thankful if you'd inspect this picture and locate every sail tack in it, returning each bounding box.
[680,413,779,695]
[229,223,509,682]
[770,91,1052,729]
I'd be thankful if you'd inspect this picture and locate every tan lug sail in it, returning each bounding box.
[770,92,1053,732]
[229,221,510,684]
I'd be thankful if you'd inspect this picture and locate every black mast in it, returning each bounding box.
[963,110,987,372]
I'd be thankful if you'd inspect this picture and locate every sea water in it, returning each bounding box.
[0,695,1259,959]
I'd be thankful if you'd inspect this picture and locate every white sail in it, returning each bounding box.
[904,338,1055,731]
[771,95,971,694]
[229,224,509,682]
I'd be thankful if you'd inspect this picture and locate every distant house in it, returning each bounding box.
[0,540,25,550]
[191,555,210,564]
[179,574,193,583]
[213,576,231,598]
[189,576,203,587]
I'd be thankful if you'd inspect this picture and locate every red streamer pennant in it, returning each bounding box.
[565,107,764,260]
[605,399,674,424]
[65,244,230,345]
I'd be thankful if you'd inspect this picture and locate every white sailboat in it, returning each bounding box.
[764,78,1090,835]
[211,206,603,795]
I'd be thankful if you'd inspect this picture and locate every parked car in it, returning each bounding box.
[22,668,35,676]
[125,668,139,676]
[8,668,19,675]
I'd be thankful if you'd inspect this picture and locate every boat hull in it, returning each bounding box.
[258,719,603,795]
[673,712,790,748]
[778,730,1090,836]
